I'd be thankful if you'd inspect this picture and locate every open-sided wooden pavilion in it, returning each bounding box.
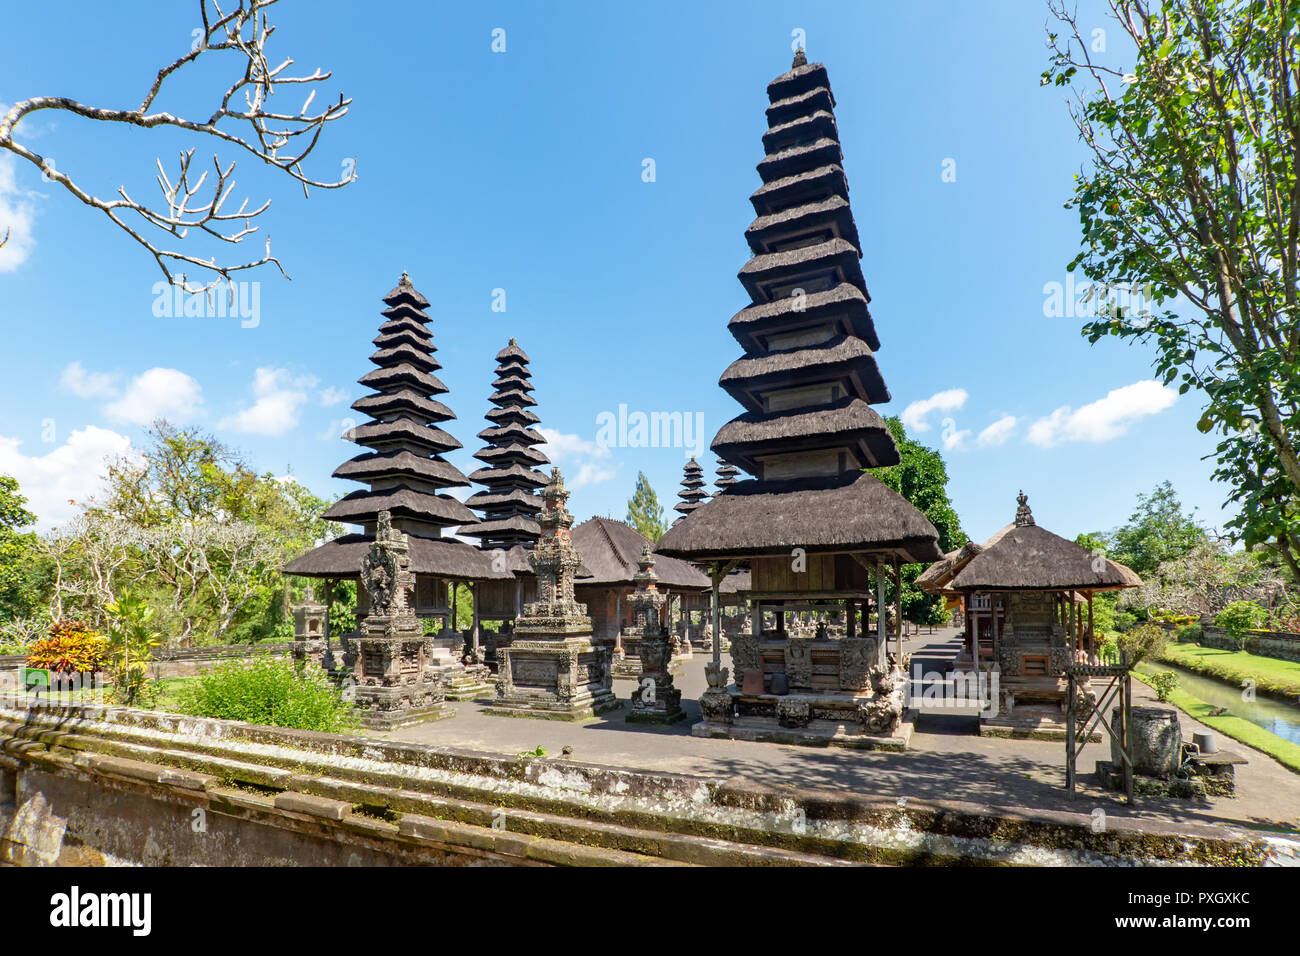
[916,491,1142,738]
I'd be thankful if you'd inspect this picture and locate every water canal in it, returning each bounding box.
[1148,661,1300,746]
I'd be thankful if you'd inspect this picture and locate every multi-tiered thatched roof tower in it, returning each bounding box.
[286,275,505,608]
[672,458,708,525]
[460,339,549,552]
[323,273,478,539]
[714,460,741,491]
[658,51,941,747]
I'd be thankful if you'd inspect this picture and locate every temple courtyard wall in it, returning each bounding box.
[1,628,1297,866]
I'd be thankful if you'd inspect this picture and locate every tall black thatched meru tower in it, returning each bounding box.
[323,274,478,538]
[460,339,550,551]
[710,47,899,479]
[658,51,941,748]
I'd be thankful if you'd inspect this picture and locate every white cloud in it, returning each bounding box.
[104,367,204,426]
[0,152,39,273]
[977,415,1017,448]
[941,424,971,452]
[218,367,315,437]
[60,361,121,400]
[901,388,968,433]
[538,427,618,488]
[1026,380,1177,447]
[318,385,348,407]
[0,425,133,528]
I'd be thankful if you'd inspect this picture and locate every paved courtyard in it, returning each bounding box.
[386,627,1300,834]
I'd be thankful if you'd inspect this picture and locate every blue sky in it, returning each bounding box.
[0,0,1224,544]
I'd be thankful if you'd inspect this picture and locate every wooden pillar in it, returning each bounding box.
[470,582,481,655]
[876,558,886,645]
[710,571,722,669]
[1087,593,1095,660]
[614,589,623,655]
[992,594,1000,669]
[322,578,333,642]
[893,557,902,660]
[1076,596,1083,652]
[846,598,856,639]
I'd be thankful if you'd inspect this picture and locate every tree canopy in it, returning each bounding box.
[873,417,968,626]
[626,471,667,543]
[1046,0,1300,579]
[0,474,44,630]
[39,422,337,646]
[1108,480,1209,575]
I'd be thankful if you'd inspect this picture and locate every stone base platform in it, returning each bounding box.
[626,701,687,725]
[692,709,916,751]
[441,665,492,701]
[980,710,1102,742]
[359,701,456,731]
[484,695,622,723]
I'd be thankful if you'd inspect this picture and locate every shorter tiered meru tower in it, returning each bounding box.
[458,340,550,667]
[715,460,741,491]
[672,458,708,526]
[461,339,549,552]
[658,51,942,749]
[283,274,501,711]
[486,468,619,721]
[323,274,476,540]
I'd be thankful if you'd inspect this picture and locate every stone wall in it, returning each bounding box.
[0,641,294,680]
[1201,625,1300,663]
[1173,625,1300,663]
[0,696,1281,867]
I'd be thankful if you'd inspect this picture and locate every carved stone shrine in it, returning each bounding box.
[346,511,452,729]
[625,546,686,724]
[487,468,620,721]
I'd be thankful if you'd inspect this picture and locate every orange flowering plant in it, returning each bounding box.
[26,620,111,674]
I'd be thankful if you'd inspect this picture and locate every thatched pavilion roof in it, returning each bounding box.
[917,493,1142,594]
[570,517,710,590]
[658,471,943,564]
[285,534,512,582]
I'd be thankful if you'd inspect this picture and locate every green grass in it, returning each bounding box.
[1134,668,1300,775]
[1156,642,1300,702]
[150,677,197,713]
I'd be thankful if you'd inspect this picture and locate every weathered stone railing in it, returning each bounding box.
[0,695,1285,867]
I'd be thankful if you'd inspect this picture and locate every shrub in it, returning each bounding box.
[1214,600,1268,650]
[1116,622,1167,666]
[1116,609,1140,633]
[176,656,359,733]
[1097,634,1119,662]
[105,594,162,707]
[26,620,111,674]
[1175,623,1203,643]
[1149,670,1179,702]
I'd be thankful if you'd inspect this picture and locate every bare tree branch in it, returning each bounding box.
[0,0,354,293]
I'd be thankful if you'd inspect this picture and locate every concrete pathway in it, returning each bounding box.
[386,627,1300,834]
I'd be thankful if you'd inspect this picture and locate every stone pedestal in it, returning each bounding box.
[1112,705,1182,778]
[488,469,620,722]
[628,636,686,724]
[624,547,686,724]
[350,512,453,730]
[291,586,327,669]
